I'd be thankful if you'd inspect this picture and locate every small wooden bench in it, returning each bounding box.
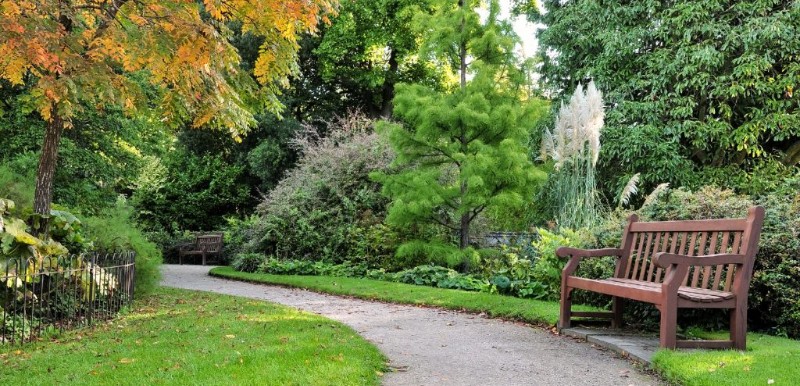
[178,232,224,265]
[557,206,765,349]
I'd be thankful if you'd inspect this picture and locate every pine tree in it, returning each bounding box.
[375,0,546,264]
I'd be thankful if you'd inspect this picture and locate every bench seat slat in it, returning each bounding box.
[568,277,735,304]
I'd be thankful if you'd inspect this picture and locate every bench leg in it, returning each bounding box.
[559,287,573,329]
[612,297,624,329]
[659,303,678,349]
[179,254,183,265]
[730,304,747,350]
[202,252,206,266]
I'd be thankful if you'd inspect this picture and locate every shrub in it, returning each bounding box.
[478,244,549,298]
[231,253,265,273]
[750,180,800,338]
[256,259,369,278]
[82,198,162,296]
[389,265,488,292]
[247,113,399,267]
[132,149,253,233]
[531,228,594,301]
[220,215,261,264]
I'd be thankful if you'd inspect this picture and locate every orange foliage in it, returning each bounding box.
[0,0,336,134]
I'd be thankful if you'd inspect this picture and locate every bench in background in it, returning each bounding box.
[179,232,224,266]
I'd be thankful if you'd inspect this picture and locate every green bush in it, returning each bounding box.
[219,215,261,264]
[256,258,370,278]
[750,181,800,338]
[531,228,594,301]
[477,244,548,299]
[231,253,265,273]
[132,149,253,233]
[0,162,35,208]
[389,265,488,292]
[246,114,403,268]
[82,198,163,296]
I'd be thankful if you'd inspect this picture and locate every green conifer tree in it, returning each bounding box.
[375,0,546,264]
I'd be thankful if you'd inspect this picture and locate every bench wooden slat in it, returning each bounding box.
[711,232,731,290]
[723,232,742,292]
[604,279,735,302]
[681,232,698,286]
[690,232,709,287]
[700,232,719,289]
[638,232,651,280]
[630,218,748,232]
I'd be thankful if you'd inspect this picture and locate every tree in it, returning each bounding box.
[0,76,172,214]
[0,0,335,232]
[377,0,547,256]
[534,0,800,195]
[313,0,439,118]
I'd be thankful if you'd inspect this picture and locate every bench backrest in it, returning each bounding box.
[196,233,223,253]
[615,206,764,293]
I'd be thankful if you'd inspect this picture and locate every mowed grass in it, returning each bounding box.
[212,267,800,386]
[0,287,385,386]
[653,332,800,386]
[210,266,597,326]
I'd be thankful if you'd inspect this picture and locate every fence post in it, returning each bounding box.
[88,253,96,326]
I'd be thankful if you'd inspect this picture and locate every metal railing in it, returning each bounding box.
[1,251,135,345]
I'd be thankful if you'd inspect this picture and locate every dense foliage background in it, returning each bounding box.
[2,0,798,339]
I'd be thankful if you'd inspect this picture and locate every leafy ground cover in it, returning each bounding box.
[0,287,385,386]
[210,266,595,326]
[211,267,800,385]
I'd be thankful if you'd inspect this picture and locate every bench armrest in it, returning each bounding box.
[653,252,747,269]
[558,247,623,278]
[556,247,623,258]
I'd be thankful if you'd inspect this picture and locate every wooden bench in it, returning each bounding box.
[178,232,224,265]
[557,206,765,349]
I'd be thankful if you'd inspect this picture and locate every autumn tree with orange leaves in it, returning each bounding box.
[0,0,335,233]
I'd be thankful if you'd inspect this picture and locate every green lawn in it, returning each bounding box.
[210,266,594,326]
[653,332,800,386]
[211,266,800,386]
[0,287,385,386]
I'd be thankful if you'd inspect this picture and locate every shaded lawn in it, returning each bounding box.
[212,267,800,386]
[0,287,385,386]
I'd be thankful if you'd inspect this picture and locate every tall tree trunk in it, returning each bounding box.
[459,212,470,249]
[380,47,399,118]
[33,110,65,235]
[457,0,469,249]
[459,0,467,89]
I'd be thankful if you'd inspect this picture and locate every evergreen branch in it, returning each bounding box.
[404,137,460,166]
[429,214,457,231]
[468,205,486,222]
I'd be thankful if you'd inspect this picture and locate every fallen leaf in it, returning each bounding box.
[225,335,235,339]
[119,358,134,364]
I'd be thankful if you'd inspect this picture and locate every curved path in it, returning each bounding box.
[161,265,662,386]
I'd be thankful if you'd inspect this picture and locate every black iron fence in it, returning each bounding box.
[1,251,135,345]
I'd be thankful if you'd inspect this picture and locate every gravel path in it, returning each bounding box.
[161,265,662,386]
